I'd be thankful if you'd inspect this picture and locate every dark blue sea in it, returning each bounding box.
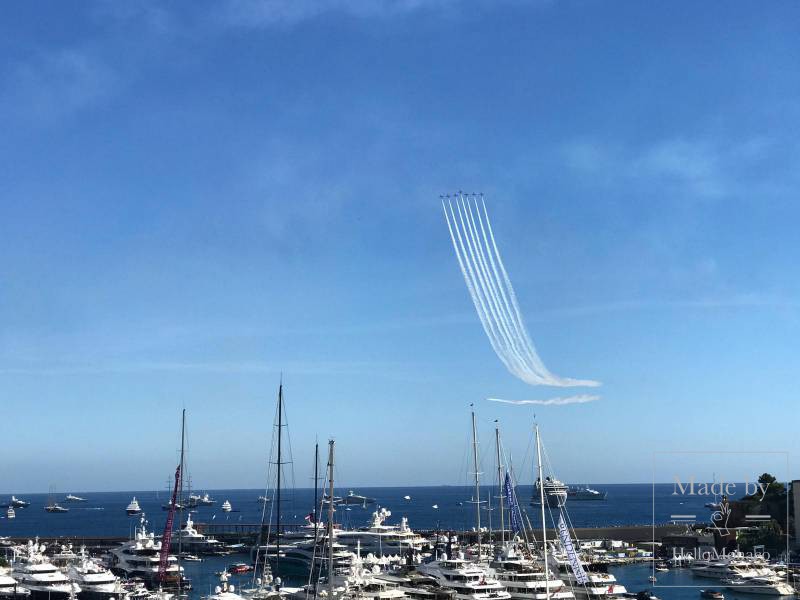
[0,484,717,538]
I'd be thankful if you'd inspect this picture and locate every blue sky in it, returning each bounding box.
[1,1,799,493]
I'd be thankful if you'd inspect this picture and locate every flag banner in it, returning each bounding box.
[504,472,522,533]
[558,513,588,585]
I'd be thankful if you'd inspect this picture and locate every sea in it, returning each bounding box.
[0,484,745,600]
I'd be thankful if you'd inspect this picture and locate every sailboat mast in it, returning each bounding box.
[495,424,504,545]
[313,442,320,543]
[536,423,550,600]
[471,406,481,560]
[275,383,283,577]
[326,440,336,599]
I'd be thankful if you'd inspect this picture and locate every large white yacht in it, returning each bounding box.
[66,548,120,599]
[691,559,766,580]
[11,541,80,600]
[174,515,225,555]
[126,498,142,516]
[7,497,30,509]
[555,564,626,600]
[490,546,574,600]
[417,555,511,600]
[0,566,30,599]
[335,508,427,556]
[722,576,795,596]
[107,515,183,584]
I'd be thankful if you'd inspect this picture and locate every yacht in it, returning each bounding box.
[0,566,30,599]
[126,498,142,515]
[65,495,87,503]
[6,507,15,520]
[162,501,182,511]
[11,541,80,600]
[174,515,226,555]
[556,564,627,600]
[722,577,795,596]
[529,478,568,507]
[490,546,574,600]
[335,508,426,556]
[417,555,511,600]
[221,500,232,512]
[106,515,183,585]
[187,493,216,508]
[691,559,764,580]
[7,497,30,509]
[257,497,271,504]
[202,572,246,600]
[44,503,69,513]
[66,549,120,599]
[341,491,376,506]
[566,486,607,501]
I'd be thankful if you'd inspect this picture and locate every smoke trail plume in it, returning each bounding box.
[442,192,600,388]
[487,395,600,406]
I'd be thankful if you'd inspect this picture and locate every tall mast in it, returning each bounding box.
[275,382,283,578]
[326,440,336,600]
[536,423,550,600]
[313,442,320,543]
[471,406,481,561]
[495,423,504,545]
[178,409,185,594]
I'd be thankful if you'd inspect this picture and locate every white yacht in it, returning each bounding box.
[691,559,764,580]
[8,497,30,509]
[175,515,225,555]
[187,493,216,508]
[530,478,568,507]
[126,498,142,516]
[66,549,120,599]
[0,566,30,599]
[221,500,232,512]
[107,515,183,584]
[556,565,627,600]
[6,507,15,520]
[722,577,795,596]
[202,572,247,600]
[335,508,426,556]
[491,546,574,600]
[44,503,69,513]
[65,495,87,503]
[417,555,511,600]
[11,541,80,600]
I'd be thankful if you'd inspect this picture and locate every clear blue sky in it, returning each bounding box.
[1,1,799,493]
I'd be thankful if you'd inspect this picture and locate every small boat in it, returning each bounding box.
[162,501,183,511]
[655,562,669,572]
[700,591,724,600]
[64,494,87,502]
[6,506,15,519]
[227,563,252,574]
[256,496,271,503]
[180,554,202,562]
[648,576,657,583]
[126,497,142,515]
[403,495,411,501]
[432,504,439,509]
[221,500,232,512]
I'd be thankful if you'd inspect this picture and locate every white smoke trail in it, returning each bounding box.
[442,192,600,388]
[487,395,600,406]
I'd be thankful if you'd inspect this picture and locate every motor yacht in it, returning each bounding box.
[721,577,795,596]
[174,515,226,555]
[0,566,30,599]
[6,508,15,520]
[566,486,607,501]
[106,515,183,585]
[65,495,87,503]
[417,555,511,600]
[126,498,142,516]
[490,546,574,600]
[6,497,30,509]
[44,503,69,513]
[555,563,627,600]
[221,500,232,512]
[202,572,247,600]
[187,493,217,508]
[335,508,426,557]
[341,491,376,506]
[691,559,765,580]
[529,478,568,507]
[66,549,120,599]
[11,541,80,600]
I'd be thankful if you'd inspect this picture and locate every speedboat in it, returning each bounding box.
[403,496,411,501]
[227,564,252,575]
[6,507,15,520]
[221,500,232,512]
[65,494,87,503]
[11,541,80,600]
[44,503,69,513]
[126,497,142,515]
